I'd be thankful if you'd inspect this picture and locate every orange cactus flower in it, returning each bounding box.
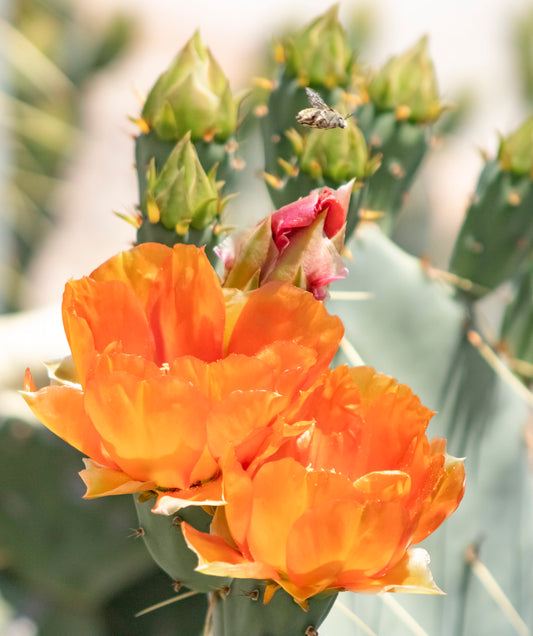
[182,366,465,605]
[22,243,343,512]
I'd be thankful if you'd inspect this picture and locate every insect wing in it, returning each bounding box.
[305,87,329,110]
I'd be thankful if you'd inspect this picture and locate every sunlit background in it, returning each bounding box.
[1,0,532,633]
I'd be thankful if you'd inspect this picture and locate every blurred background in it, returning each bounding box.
[1,0,532,633]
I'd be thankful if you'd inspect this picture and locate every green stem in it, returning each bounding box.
[212,579,337,636]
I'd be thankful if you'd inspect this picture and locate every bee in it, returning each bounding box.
[296,87,348,130]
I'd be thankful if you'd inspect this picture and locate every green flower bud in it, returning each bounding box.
[294,104,377,182]
[498,115,533,175]
[144,132,224,233]
[368,36,444,122]
[284,5,353,88]
[141,31,238,141]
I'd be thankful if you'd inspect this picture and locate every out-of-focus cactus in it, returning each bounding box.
[449,116,533,296]
[0,415,207,635]
[500,264,533,378]
[283,4,352,88]
[356,36,446,233]
[3,0,134,312]
[134,31,243,253]
[514,6,533,106]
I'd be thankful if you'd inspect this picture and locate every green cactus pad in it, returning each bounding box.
[212,579,337,636]
[134,498,232,593]
[450,159,533,295]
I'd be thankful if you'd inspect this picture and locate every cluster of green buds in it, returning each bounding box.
[132,31,243,252]
[255,5,373,241]
[450,116,533,296]
[356,36,446,233]
[137,132,233,256]
[256,7,446,241]
[283,4,353,88]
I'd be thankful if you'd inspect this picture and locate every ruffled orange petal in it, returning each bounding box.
[340,547,443,594]
[219,452,254,550]
[347,368,434,476]
[246,459,309,571]
[182,523,278,580]
[21,374,109,466]
[410,450,465,544]
[207,390,288,461]
[285,498,409,593]
[227,282,343,369]
[351,471,412,503]
[146,245,225,364]
[80,458,156,497]
[255,341,319,395]
[90,242,172,309]
[170,354,275,400]
[287,366,364,475]
[84,353,212,488]
[62,277,155,383]
[221,288,248,353]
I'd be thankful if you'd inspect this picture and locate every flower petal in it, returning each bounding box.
[410,449,466,544]
[319,187,349,238]
[271,191,320,250]
[182,522,278,580]
[246,459,309,571]
[348,367,435,475]
[80,458,156,497]
[90,242,172,309]
[255,341,319,394]
[84,353,213,488]
[63,277,155,383]
[286,499,410,594]
[342,547,443,594]
[207,390,287,461]
[227,282,343,369]
[219,451,254,550]
[22,375,109,466]
[146,244,225,364]
[170,354,275,399]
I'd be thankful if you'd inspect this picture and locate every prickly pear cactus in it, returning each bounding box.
[356,36,446,234]
[13,5,533,636]
[450,116,533,294]
[501,264,533,376]
[3,0,134,312]
[134,31,243,254]
[257,8,447,242]
[257,5,375,237]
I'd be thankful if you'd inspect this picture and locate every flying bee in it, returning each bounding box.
[296,87,349,130]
